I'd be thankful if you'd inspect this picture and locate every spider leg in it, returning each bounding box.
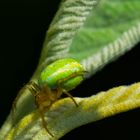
[38,106,54,137]
[57,71,85,86]
[56,71,84,107]
[12,86,26,115]
[12,81,39,120]
[34,86,55,137]
[63,89,78,107]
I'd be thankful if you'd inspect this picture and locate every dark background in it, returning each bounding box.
[0,1,140,139]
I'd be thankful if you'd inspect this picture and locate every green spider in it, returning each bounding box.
[14,58,85,136]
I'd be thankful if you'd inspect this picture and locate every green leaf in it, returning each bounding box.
[38,0,140,78]
[69,0,140,77]
[5,82,140,140]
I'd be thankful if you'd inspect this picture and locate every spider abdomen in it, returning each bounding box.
[39,58,85,91]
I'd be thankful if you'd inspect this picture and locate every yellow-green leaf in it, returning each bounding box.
[5,82,140,140]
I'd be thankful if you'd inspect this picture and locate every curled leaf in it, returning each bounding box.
[1,0,140,139]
